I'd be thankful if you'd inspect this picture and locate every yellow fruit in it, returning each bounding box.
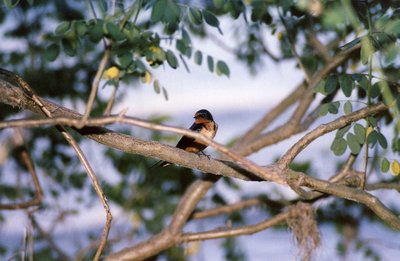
[390,160,400,176]
[105,66,120,80]
[366,126,374,137]
[149,46,162,55]
[140,71,152,84]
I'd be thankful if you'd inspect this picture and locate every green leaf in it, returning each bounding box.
[74,21,88,37]
[340,37,361,50]
[314,79,326,94]
[182,28,191,44]
[118,53,133,68]
[207,55,214,72]
[176,39,191,57]
[162,86,168,101]
[213,0,225,8]
[377,132,388,149]
[189,7,202,25]
[216,60,230,77]
[89,21,104,43]
[152,0,180,25]
[343,101,352,115]
[360,36,374,65]
[44,43,60,62]
[383,44,399,65]
[194,50,202,65]
[367,117,378,127]
[328,101,340,114]
[339,75,354,97]
[346,133,361,154]
[55,21,71,35]
[336,125,351,138]
[384,20,400,37]
[331,137,347,156]
[106,22,125,41]
[202,10,222,34]
[134,59,146,74]
[3,0,20,8]
[153,79,161,94]
[319,103,329,116]
[166,50,178,69]
[353,123,366,144]
[61,38,76,57]
[151,0,165,23]
[164,0,180,24]
[325,75,337,95]
[381,158,390,173]
[367,130,379,147]
[370,82,381,98]
[352,74,368,90]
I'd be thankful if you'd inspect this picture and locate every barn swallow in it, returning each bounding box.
[157,109,218,167]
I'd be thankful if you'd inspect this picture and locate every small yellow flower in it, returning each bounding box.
[140,71,152,84]
[149,46,162,55]
[366,126,374,137]
[105,66,120,80]
[390,160,400,176]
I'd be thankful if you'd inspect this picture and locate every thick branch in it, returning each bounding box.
[0,80,286,183]
[286,170,400,230]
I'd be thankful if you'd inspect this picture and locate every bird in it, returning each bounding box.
[155,109,218,168]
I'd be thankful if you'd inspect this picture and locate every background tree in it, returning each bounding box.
[0,0,400,260]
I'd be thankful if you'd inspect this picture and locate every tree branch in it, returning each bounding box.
[191,198,264,220]
[0,131,43,210]
[105,175,218,261]
[278,103,388,167]
[181,212,288,241]
[286,170,400,230]
[237,44,361,156]
[79,48,111,127]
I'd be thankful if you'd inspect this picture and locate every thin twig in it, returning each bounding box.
[104,85,117,116]
[0,131,43,210]
[79,48,111,128]
[182,212,288,241]
[28,212,71,261]
[191,198,264,220]
[278,10,311,83]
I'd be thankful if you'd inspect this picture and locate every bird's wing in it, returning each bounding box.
[175,123,202,149]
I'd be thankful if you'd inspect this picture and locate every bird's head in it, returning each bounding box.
[194,109,214,123]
